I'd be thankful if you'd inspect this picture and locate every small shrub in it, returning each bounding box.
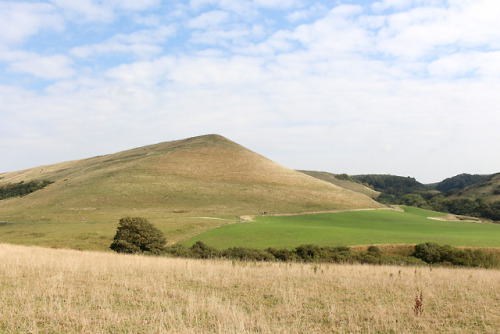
[190,241,220,259]
[165,244,192,258]
[266,248,298,261]
[110,217,166,255]
[222,247,275,261]
[295,244,322,262]
[413,242,444,264]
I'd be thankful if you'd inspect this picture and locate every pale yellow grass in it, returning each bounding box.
[1,244,499,333]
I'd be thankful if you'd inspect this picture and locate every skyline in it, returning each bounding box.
[1,0,499,183]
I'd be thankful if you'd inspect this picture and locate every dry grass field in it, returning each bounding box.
[1,243,498,333]
[0,135,383,250]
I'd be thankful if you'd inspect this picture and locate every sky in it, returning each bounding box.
[1,0,499,183]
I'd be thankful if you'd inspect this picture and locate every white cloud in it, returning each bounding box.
[50,0,114,23]
[0,2,64,45]
[286,3,327,22]
[70,25,176,59]
[1,1,500,182]
[188,10,230,29]
[107,0,161,11]
[0,49,75,79]
[11,54,75,80]
[252,0,302,9]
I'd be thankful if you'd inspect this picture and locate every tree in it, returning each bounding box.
[110,217,166,254]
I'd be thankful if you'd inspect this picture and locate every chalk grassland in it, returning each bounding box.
[0,135,382,225]
[298,170,381,199]
[0,135,382,250]
[1,244,499,333]
[184,207,500,249]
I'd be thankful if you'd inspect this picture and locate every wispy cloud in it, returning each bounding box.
[0,0,499,182]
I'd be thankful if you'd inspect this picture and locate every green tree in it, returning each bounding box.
[110,217,166,255]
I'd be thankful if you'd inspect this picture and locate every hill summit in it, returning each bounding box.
[0,134,383,223]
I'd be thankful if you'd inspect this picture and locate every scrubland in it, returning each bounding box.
[1,244,498,333]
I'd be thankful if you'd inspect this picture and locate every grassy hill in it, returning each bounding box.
[452,173,500,203]
[298,170,380,199]
[0,134,383,250]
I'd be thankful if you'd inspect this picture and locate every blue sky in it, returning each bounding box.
[1,0,499,183]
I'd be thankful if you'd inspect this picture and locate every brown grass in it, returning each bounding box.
[1,243,499,333]
[0,135,383,224]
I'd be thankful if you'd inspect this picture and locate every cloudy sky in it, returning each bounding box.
[1,0,499,183]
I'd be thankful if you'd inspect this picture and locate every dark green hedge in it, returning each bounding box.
[163,242,498,268]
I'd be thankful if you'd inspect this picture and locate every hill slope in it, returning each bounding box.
[453,173,500,203]
[0,135,383,225]
[298,170,380,199]
[433,173,491,193]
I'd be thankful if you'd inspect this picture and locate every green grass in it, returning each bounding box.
[184,207,500,249]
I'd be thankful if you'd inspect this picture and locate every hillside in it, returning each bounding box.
[433,173,491,193]
[298,170,380,199]
[453,173,500,203]
[0,135,383,226]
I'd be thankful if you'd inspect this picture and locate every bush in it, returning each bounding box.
[221,247,275,261]
[190,241,220,259]
[295,244,322,262]
[413,242,500,268]
[266,248,298,261]
[413,242,449,264]
[110,217,166,255]
[165,244,192,257]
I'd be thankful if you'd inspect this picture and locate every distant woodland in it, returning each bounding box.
[338,174,500,221]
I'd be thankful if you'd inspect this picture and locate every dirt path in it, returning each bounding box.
[239,206,402,222]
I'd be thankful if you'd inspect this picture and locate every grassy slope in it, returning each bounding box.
[184,207,500,249]
[0,134,383,250]
[453,173,500,202]
[298,170,380,198]
[1,244,499,333]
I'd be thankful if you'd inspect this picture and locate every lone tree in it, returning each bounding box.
[110,217,166,255]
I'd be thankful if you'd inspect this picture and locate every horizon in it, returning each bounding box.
[0,133,493,184]
[1,1,499,184]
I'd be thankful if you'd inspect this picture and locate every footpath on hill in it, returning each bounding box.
[238,206,404,222]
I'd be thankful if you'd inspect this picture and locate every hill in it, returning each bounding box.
[298,170,380,199]
[433,173,491,193]
[452,173,500,203]
[0,135,383,249]
[350,174,430,195]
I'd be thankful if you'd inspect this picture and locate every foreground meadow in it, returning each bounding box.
[1,244,499,333]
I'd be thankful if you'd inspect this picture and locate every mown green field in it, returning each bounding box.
[184,207,500,249]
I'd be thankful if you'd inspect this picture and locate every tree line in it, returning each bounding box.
[336,173,500,222]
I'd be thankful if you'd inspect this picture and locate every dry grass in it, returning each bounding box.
[0,135,382,224]
[1,244,499,333]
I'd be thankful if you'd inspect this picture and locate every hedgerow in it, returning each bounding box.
[162,242,499,268]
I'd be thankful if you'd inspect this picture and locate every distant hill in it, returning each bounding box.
[0,134,383,224]
[350,174,430,196]
[452,173,500,203]
[298,171,380,199]
[434,173,491,193]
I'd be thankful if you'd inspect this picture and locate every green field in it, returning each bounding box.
[184,207,500,249]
